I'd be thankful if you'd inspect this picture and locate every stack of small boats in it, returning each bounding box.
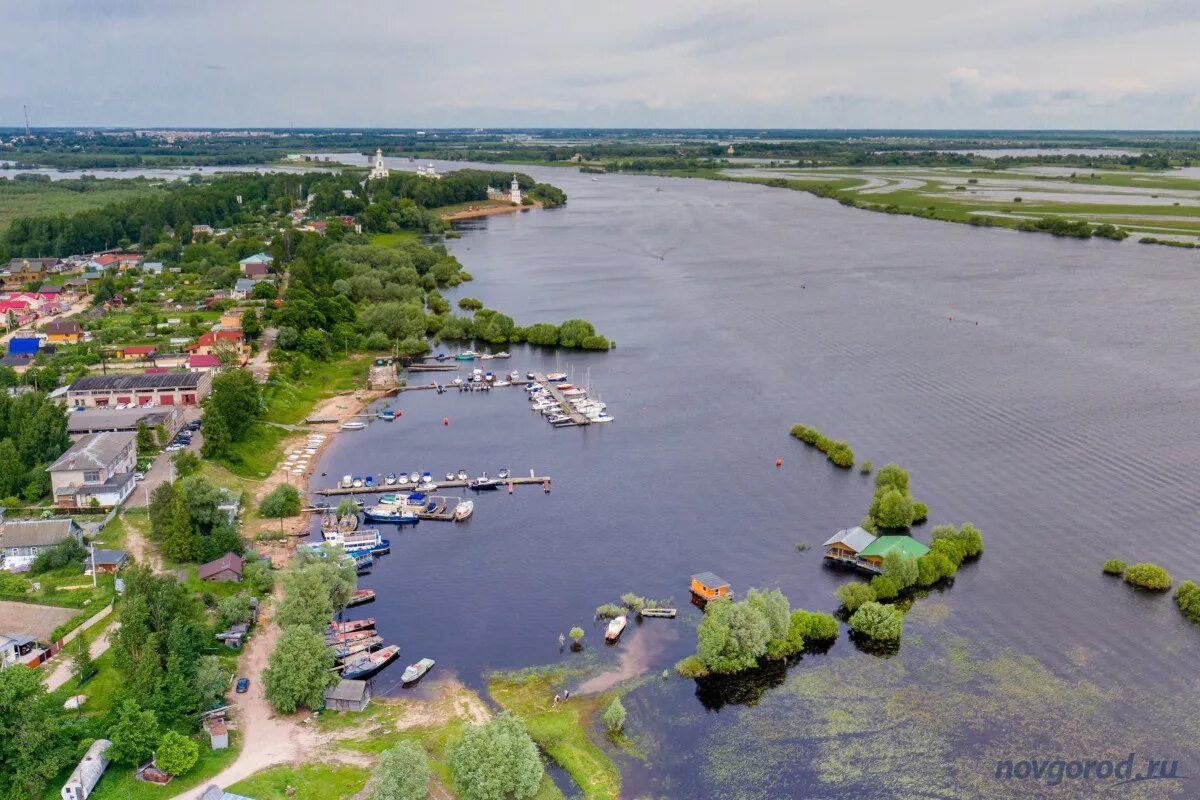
[327,617,399,679]
[526,376,615,425]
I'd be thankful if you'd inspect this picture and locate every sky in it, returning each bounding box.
[3,0,1200,129]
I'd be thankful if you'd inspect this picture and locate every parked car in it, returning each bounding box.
[236,677,249,693]
[134,472,145,481]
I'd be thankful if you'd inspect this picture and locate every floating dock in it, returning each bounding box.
[531,374,590,426]
[317,475,551,496]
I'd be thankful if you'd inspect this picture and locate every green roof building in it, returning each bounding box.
[857,535,929,571]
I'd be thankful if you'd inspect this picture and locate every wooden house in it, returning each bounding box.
[324,679,371,712]
[821,526,878,567]
[690,571,731,602]
[856,535,930,573]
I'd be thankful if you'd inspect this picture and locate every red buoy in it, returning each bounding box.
[775,458,783,468]
[443,417,449,426]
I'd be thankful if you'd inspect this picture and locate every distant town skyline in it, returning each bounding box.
[3,0,1199,130]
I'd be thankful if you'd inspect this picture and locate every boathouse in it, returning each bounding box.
[324,679,371,712]
[690,572,731,602]
[822,526,878,566]
[857,535,930,573]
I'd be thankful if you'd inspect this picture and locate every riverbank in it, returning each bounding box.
[439,199,542,221]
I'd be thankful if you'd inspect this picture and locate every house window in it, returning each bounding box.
[83,470,101,483]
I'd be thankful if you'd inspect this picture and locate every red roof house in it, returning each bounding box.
[187,354,222,370]
[197,552,243,582]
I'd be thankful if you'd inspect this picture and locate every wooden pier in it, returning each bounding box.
[317,475,551,496]
[532,374,590,426]
[416,495,464,521]
[407,363,461,372]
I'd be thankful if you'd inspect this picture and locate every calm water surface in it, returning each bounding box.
[307,161,1200,798]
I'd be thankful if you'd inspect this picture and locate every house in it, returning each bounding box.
[231,278,256,300]
[0,354,33,373]
[1,518,83,571]
[187,330,248,364]
[67,405,182,438]
[6,337,40,357]
[47,431,138,508]
[66,371,213,408]
[219,312,243,329]
[238,253,273,274]
[857,536,930,573]
[61,738,110,800]
[116,253,143,271]
[116,344,156,360]
[142,261,165,275]
[324,679,371,712]
[90,549,127,574]
[198,786,255,800]
[88,253,120,271]
[197,552,243,582]
[0,632,38,666]
[3,257,60,290]
[38,283,64,297]
[188,354,222,372]
[45,320,83,344]
[204,718,229,750]
[689,571,731,602]
[822,526,878,567]
[192,224,214,237]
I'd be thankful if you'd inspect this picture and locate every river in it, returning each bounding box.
[303,156,1199,797]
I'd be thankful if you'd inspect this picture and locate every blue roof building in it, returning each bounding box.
[6,337,39,356]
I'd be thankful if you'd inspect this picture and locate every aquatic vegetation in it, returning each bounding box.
[619,593,645,612]
[594,604,623,620]
[1122,562,1172,591]
[1175,580,1200,624]
[869,573,901,600]
[864,464,927,530]
[835,582,876,613]
[859,460,873,474]
[1102,558,1127,575]
[602,698,626,735]
[788,424,855,468]
[848,601,903,642]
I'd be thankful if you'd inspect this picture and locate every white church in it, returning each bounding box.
[368,148,389,180]
[488,175,522,204]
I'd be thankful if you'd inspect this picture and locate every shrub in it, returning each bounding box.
[594,603,623,619]
[1175,581,1200,625]
[929,536,965,570]
[873,489,914,529]
[911,502,929,524]
[447,713,542,800]
[569,627,584,642]
[836,582,876,613]
[791,609,838,642]
[860,460,873,475]
[374,741,429,800]
[1102,559,1126,576]
[602,698,626,735]
[155,731,199,776]
[916,554,943,587]
[581,335,610,350]
[674,655,709,678]
[848,601,903,642]
[882,549,919,589]
[696,597,771,673]
[869,574,902,601]
[1123,562,1172,591]
[620,593,646,613]
[826,441,854,468]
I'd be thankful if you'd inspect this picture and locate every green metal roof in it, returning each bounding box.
[858,535,929,559]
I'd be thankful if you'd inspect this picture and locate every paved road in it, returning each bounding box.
[127,408,202,507]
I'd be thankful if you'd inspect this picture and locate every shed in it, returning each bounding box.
[689,571,731,602]
[857,535,930,572]
[324,679,371,712]
[90,549,128,574]
[205,718,229,750]
[61,738,110,800]
[197,552,243,582]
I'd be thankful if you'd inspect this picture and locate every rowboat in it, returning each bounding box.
[328,618,375,634]
[640,608,677,618]
[605,615,628,642]
[334,635,383,660]
[341,421,367,431]
[347,589,376,607]
[402,657,436,683]
[326,629,376,645]
[341,644,400,679]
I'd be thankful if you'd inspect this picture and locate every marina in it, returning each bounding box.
[317,473,551,496]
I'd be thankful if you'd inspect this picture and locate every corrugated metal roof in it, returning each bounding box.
[47,431,136,472]
[858,535,930,560]
[691,571,728,588]
[822,526,877,553]
[69,372,202,392]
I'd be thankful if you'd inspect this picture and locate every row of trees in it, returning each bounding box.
[789,423,854,468]
[262,548,357,713]
[675,589,839,678]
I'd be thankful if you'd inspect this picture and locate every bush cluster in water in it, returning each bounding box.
[1122,562,1173,591]
[1102,559,1126,575]
[789,424,855,468]
[1176,581,1200,625]
[864,464,928,530]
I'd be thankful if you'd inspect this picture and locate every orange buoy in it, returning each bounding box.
[543,479,551,493]
[508,481,514,494]
[775,458,783,468]
[443,417,449,426]
[397,410,402,417]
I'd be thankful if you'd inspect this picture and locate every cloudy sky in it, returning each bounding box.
[3,0,1199,129]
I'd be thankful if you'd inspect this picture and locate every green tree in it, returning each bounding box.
[848,601,904,642]
[835,582,876,613]
[155,730,199,776]
[200,408,231,459]
[136,422,156,453]
[373,741,430,800]
[263,626,335,714]
[745,587,790,644]
[241,308,262,339]
[217,592,255,626]
[298,328,331,361]
[259,484,301,530]
[0,666,72,800]
[556,319,596,348]
[790,609,839,642]
[447,713,543,800]
[107,700,161,765]
[0,439,21,497]
[244,559,275,595]
[602,697,627,735]
[882,549,919,589]
[696,597,771,674]
[194,655,230,710]
[68,634,93,685]
[172,449,201,478]
[873,488,913,529]
[204,369,260,443]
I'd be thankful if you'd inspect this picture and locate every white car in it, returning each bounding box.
[134,472,145,481]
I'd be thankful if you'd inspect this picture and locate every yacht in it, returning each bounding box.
[445,472,456,482]
[363,504,419,525]
[546,371,568,381]
[497,468,510,480]
[454,500,474,521]
[456,469,468,481]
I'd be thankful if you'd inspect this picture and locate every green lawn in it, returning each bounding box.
[370,231,421,246]
[489,670,622,800]
[47,648,123,714]
[0,179,165,231]
[89,732,241,800]
[227,764,369,800]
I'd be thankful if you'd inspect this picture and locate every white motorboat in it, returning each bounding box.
[454,500,474,521]
[547,413,570,424]
[452,377,463,386]
[497,468,510,480]
[509,371,521,381]
[562,388,586,398]
[398,472,409,484]
[385,473,397,485]
[546,371,568,381]
[342,474,353,488]
[456,469,469,481]
[445,472,456,482]
[353,478,364,488]
[420,471,433,485]
[588,413,615,423]
[495,352,511,359]
[605,615,628,642]
[341,420,367,431]
[494,380,510,387]
[480,353,494,360]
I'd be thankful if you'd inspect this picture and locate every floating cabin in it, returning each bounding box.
[821,526,877,567]
[822,527,930,574]
[690,572,731,602]
[856,535,930,572]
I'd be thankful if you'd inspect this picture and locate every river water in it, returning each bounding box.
[298,159,1200,798]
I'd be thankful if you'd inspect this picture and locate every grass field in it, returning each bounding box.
[489,669,622,800]
[369,231,421,246]
[0,179,165,231]
[697,164,1200,244]
[227,764,369,800]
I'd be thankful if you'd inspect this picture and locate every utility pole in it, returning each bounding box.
[90,542,97,588]
[23,104,31,136]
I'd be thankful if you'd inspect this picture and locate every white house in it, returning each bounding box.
[62,739,111,800]
[47,431,138,508]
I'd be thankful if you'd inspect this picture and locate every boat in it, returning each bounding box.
[352,476,364,488]
[354,555,373,575]
[469,475,500,491]
[480,353,494,360]
[454,352,476,361]
[509,371,521,381]
[456,469,468,481]
[397,472,409,485]
[497,468,510,480]
[562,388,586,397]
[385,473,397,485]
[347,589,376,607]
[546,372,568,381]
[495,352,511,359]
[556,384,576,392]
[494,380,510,387]
[640,607,677,618]
[337,514,358,532]
[341,420,367,431]
[401,657,436,683]
[329,618,376,634]
[588,414,614,423]
[320,512,337,531]
[445,472,456,482]
[364,504,419,525]
[324,528,385,553]
[420,471,433,485]
[605,615,628,642]
[326,629,376,645]
[527,371,537,380]
[334,635,383,659]
[371,539,391,555]
[364,475,374,488]
[452,377,463,386]
[341,644,400,679]
[341,474,353,488]
[484,371,494,382]
[378,409,396,421]
[454,500,474,521]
